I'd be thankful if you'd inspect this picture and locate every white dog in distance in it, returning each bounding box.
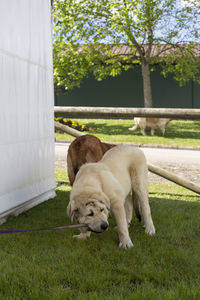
[67,145,155,249]
[129,117,170,136]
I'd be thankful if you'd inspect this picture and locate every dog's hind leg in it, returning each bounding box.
[132,192,141,222]
[140,124,146,136]
[134,190,155,235]
[150,128,155,136]
[160,126,165,136]
[124,194,133,227]
[130,168,155,236]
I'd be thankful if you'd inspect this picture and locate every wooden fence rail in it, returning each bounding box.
[54,106,200,119]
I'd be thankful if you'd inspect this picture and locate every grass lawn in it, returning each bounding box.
[0,169,200,299]
[55,119,200,147]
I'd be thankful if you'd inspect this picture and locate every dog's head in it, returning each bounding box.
[67,192,110,233]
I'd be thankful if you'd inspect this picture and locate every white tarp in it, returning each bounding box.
[0,0,56,222]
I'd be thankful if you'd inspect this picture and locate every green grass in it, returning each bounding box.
[0,169,200,299]
[56,119,200,147]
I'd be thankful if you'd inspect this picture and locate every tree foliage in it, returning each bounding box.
[53,0,200,107]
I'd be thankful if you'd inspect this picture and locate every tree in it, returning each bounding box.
[53,0,200,107]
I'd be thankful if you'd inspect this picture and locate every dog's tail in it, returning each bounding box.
[128,124,138,131]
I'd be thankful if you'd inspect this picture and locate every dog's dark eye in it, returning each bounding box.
[88,211,94,217]
[100,208,104,212]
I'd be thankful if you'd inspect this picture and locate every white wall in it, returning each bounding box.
[0,0,56,223]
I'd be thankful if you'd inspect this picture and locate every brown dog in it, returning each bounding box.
[67,134,141,221]
[67,135,115,186]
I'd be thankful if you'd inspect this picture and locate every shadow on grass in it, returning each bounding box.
[149,192,200,201]
[86,121,200,140]
[0,190,71,231]
[1,188,200,236]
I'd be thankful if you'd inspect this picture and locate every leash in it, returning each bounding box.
[0,223,87,234]
[56,181,69,188]
[0,181,81,235]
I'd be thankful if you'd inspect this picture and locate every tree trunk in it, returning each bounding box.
[141,61,153,108]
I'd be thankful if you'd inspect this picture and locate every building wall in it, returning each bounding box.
[194,82,200,108]
[55,66,200,108]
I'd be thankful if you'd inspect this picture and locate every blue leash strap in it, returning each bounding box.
[56,181,69,188]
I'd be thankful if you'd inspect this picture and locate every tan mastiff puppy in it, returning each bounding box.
[67,145,155,249]
[67,135,141,222]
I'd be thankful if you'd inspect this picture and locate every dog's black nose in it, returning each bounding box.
[101,222,108,231]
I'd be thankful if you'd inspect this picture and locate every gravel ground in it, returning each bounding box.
[147,162,200,184]
[55,159,200,185]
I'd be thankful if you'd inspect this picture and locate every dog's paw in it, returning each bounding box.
[119,237,134,249]
[145,225,156,236]
[73,232,91,240]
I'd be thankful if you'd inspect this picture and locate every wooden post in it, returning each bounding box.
[148,163,200,195]
[54,106,200,119]
[54,121,84,138]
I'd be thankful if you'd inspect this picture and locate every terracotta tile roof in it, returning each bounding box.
[68,44,200,60]
[109,44,200,57]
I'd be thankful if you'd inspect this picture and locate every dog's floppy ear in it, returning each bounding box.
[67,201,79,223]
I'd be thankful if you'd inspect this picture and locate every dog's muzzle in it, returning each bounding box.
[88,222,109,233]
[100,222,109,231]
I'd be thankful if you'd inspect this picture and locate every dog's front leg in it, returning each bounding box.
[112,203,134,249]
[73,228,91,240]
